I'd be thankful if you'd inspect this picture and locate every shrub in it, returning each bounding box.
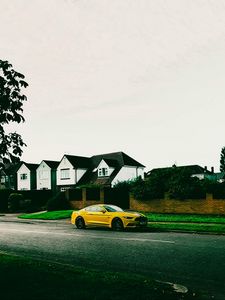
[0,189,12,212]
[8,193,24,212]
[46,192,70,211]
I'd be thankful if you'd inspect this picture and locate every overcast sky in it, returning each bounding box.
[1,0,225,172]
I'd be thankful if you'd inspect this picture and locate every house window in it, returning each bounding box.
[98,168,108,177]
[20,174,28,180]
[60,168,70,180]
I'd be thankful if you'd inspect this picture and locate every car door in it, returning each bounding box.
[85,206,111,226]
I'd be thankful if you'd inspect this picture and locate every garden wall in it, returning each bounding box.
[130,193,225,215]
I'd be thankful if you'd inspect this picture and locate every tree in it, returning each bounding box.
[0,60,28,166]
[220,147,225,172]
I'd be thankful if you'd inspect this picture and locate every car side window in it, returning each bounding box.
[85,206,99,212]
[95,206,104,212]
[85,206,104,212]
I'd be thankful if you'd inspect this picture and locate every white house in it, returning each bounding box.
[17,163,39,190]
[56,155,90,191]
[16,152,145,191]
[36,160,59,190]
[78,151,145,187]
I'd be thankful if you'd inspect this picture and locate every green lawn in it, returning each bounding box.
[18,210,73,220]
[149,222,225,234]
[145,213,225,224]
[145,213,225,234]
[0,253,209,300]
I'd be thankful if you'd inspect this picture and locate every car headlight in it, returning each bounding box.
[123,216,133,219]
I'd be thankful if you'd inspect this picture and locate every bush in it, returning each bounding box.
[0,189,12,212]
[129,177,164,200]
[8,193,24,212]
[46,192,70,211]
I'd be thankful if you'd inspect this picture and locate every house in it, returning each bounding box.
[56,151,145,190]
[191,167,225,182]
[17,162,39,190]
[56,155,90,191]
[78,151,145,187]
[36,160,59,191]
[0,162,22,190]
[147,164,212,178]
[211,172,225,183]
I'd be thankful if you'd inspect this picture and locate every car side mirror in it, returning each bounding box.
[100,209,106,213]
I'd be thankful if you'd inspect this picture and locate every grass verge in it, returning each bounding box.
[144,213,225,234]
[149,222,225,234]
[0,253,209,300]
[145,213,225,224]
[18,210,73,220]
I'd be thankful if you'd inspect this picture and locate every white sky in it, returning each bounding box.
[1,0,225,172]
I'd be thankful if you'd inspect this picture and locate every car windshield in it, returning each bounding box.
[104,205,124,212]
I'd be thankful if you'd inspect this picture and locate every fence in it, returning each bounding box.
[66,187,129,210]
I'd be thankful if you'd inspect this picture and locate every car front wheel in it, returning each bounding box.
[75,217,86,229]
[112,218,124,231]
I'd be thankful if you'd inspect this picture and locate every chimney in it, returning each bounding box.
[211,167,214,173]
[204,166,208,172]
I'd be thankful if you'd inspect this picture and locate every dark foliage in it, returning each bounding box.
[0,189,12,212]
[47,192,70,211]
[220,147,225,172]
[128,167,225,200]
[0,60,28,166]
[8,193,24,212]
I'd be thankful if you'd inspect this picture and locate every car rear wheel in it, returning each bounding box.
[112,218,124,231]
[75,217,86,229]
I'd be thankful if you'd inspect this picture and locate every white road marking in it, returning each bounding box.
[0,228,175,244]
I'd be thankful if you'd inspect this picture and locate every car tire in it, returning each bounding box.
[75,217,86,229]
[112,218,124,231]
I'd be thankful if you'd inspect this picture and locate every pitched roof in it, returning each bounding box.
[90,151,145,168]
[43,160,59,169]
[2,162,23,175]
[147,165,211,176]
[78,152,144,186]
[64,155,90,168]
[23,163,39,171]
[101,158,119,168]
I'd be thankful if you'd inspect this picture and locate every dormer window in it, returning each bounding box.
[98,168,108,177]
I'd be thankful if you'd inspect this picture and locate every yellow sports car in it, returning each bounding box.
[71,204,148,230]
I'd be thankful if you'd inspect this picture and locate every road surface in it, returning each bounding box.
[0,215,225,299]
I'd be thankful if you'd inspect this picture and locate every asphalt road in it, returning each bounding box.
[0,215,225,299]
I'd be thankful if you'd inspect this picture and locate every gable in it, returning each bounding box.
[98,159,112,169]
[58,156,74,170]
[37,161,51,171]
[18,164,30,174]
[96,159,115,177]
